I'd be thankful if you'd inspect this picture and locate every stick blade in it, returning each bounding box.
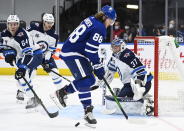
[48,111,59,118]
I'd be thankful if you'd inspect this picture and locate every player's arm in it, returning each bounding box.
[84,27,105,80]
[44,33,58,60]
[91,57,116,90]
[1,31,17,66]
[17,31,33,68]
[15,31,34,80]
[42,33,58,73]
[120,49,147,82]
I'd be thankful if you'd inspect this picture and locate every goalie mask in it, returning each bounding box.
[111,38,126,54]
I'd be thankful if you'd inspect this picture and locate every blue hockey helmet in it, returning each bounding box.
[101,5,117,21]
[111,38,126,53]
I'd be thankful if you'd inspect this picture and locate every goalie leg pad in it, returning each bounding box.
[117,83,134,97]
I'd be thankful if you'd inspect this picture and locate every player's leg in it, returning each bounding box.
[47,58,63,90]
[117,83,134,98]
[22,53,43,109]
[56,57,97,124]
[16,80,25,103]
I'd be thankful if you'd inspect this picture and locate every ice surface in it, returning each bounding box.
[0,75,184,131]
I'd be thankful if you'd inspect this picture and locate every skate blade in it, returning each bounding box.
[49,94,63,110]
[26,107,39,113]
[16,100,24,104]
[84,123,96,128]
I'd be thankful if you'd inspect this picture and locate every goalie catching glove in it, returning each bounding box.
[130,78,145,101]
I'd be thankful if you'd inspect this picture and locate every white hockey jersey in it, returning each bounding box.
[107,48,153,85]
[27,22,58,60]
[0,28,34,63]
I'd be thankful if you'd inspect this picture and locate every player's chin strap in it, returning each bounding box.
[22,76,59,118]
[102,77,128,119]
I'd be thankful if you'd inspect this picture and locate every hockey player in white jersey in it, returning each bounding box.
[94,38,154,115]
[0,15,43,109]
[26,13,62,93]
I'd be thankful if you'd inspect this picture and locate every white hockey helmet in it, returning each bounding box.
[43,13,54,23]
[7,15,20,23]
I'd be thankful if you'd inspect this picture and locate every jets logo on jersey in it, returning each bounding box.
[37,41,49,52]
[17,32,24,37]
[124,52,130,58]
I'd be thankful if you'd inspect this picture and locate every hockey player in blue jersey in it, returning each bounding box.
[0,15,43,109]
[97,38,153,101]
[55,5,117,125]
[27,13,63,93]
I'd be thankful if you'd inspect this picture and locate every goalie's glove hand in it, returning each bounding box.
[130,78,145,101]
[42,60,53,73]
[15,65,27,80]
[93,63,105,80]
[3,50,16,66]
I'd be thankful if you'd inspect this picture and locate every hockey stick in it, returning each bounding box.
[102,77,128,119]
[22,77,59,118]
[50,70,71,82]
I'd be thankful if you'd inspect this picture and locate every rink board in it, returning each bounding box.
[1,43,184,80]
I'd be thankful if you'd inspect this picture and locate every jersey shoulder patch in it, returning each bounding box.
[120,48,135,59]
[1,29,11,37]
[26,22,40,31]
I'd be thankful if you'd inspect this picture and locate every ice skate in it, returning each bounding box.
[16,90,24,103]
[55,86,67,107]
[84,105,97,128]
[25,97,40,110]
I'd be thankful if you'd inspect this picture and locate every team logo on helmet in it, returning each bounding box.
[43,13,54,23]
[7,15,20,23]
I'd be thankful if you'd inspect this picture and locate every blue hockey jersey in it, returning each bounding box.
[61,16,107,65]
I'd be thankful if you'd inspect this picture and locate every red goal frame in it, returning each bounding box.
[134,36,159,116]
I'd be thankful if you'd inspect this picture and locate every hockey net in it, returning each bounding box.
[134,36,184,116]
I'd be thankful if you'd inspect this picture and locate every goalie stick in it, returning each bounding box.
[23,77,59,118]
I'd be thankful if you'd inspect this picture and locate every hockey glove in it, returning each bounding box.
[15,65,27,80]
[42,60,54,73]
[130,78,145,101]
[3,50,16,66]
[93,64,105,80]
